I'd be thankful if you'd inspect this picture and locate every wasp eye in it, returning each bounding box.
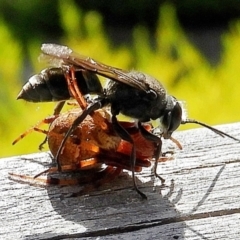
[161,98,182,139]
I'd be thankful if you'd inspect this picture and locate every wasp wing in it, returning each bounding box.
[41,44,149,92]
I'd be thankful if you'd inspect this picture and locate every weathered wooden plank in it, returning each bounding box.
[0,123,240,240]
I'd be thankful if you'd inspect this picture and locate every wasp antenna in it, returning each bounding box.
[181,119,240,142]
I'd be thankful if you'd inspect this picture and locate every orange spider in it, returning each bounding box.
[11,107,162,196]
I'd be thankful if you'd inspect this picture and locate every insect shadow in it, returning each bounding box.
[44,158,225,239]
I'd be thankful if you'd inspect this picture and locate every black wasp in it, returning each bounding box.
[17,43,240,198]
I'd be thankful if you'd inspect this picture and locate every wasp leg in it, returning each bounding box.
[111,115,147,199]
[154,136,182,163]
[153,143,165,184]
[55,100,103,172]
[137,122,165,184]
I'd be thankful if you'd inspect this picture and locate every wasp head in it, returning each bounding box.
[160,96,183,139]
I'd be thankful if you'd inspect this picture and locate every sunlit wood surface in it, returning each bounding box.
[1,123,240,240]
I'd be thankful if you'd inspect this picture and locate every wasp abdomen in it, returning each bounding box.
[18,68,70,102]
[18,68,103,102]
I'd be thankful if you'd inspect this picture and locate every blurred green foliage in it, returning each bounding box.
[1,2,240,158]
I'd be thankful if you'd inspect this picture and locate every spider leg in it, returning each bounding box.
[169,136,182,150]
[12,115,58,145]
[99,149,151,172]
[69,166,123,197]
[9,165,122,197]
[8,169,96,186]
[64,66,87,109]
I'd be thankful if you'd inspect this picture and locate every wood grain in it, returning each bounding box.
[1,123,240,240]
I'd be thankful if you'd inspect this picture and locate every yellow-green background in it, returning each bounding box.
[1,1,240,158]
